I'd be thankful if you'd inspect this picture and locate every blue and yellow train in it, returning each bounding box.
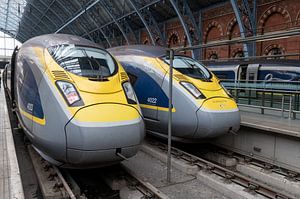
[206,59,300,83]
[109,45,240,142]
[3,34,145,168]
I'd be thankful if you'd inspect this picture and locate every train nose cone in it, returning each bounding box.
[194,98,240,138]
[65,104,144,168]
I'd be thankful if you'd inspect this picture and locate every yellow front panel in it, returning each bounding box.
[43,48,140,122]
[201,98,238,111]
[73,103,140,122]
[155,58,237,110]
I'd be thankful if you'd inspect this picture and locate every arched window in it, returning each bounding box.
[143,39,149,45]
[155,37,161,45]
[267,47,284,59]
[168,33,179,48]
[234,51,244,58]
[209,53,218,60]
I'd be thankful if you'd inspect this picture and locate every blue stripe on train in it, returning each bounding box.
[121,61,169,108]
[18,59,44,119]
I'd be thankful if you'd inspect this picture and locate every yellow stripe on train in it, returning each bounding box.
[19,107,46,125]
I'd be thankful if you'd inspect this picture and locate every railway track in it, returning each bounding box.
[28,144,168,199]
[213,146,300,182]
[146,138,297,199]
[28,145,80,199]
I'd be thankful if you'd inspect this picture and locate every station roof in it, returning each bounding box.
[0,0,226,44]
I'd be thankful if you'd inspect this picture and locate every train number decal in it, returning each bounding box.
[147,97,157,104]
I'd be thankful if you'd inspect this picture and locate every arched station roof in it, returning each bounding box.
[0,0,225,46]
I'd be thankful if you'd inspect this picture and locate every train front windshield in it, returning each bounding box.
[163,56,211,80]
[48,44,117,78]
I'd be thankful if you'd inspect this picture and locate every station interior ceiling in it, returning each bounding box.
[0,0,228,45]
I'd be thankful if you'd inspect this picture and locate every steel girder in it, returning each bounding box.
[26,2,61,35]
[169,0,199,58]
[83,4,112,47]
[143,8,166,45]
[127,0,155,45]
[54,0,112,46]
[30,0,56,33]
[4,0,11,30]
[55,0,100,33]
[99,0,136,45]
[33,0,80,36]
[198,10,203,59]
[55,0,95,41]
[127,0,166,45]
[230,0,256,57]
[81,0,161,44]
[81,8,111,47]
[242,0,256,33]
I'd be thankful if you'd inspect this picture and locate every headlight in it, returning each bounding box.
[56,81,81,106]
[123,81,137,104]
[180,82,205,99]
[220,83,233,98]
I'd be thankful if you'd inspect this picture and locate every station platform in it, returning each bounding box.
[0,87,24,198]
[239,107,300,138]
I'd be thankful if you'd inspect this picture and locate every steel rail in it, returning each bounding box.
[149,140,296,199]
[53,166,76,199]
[121,164,169,199]
[27,145,78,199]
[217,146,300,181]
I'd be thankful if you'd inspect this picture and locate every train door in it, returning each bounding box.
[238,64,248,82]
[246,64,260,98]
[236,64,248,99]
[246,64,260,83]
[10,46,18,106]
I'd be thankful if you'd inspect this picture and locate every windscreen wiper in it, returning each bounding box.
[90,56,107,81]
[82,50,95,72]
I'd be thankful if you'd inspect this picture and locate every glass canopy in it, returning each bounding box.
[0,0,27,39]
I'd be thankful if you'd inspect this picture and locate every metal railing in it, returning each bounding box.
[221,79,300,119]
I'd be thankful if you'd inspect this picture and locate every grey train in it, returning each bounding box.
[3,34,145,168]
[109,45,240,142]
[206,60,300,84]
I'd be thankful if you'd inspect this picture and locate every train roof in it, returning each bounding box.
[21,34,101,49]
[108,45,168,58]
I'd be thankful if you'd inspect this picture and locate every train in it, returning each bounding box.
[205,59,300,83]
[3,34,145,168]
[108,45,240,142]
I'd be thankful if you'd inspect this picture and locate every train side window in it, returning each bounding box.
[239,65,247,81]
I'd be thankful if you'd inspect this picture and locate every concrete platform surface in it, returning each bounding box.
[240,107,300,137]
[122,150,227,199]
[0,88,24,199]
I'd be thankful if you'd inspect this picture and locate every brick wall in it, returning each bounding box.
[139,0,300,60]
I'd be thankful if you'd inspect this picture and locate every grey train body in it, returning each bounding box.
[109,45,240,142]
[5,34,145,168]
